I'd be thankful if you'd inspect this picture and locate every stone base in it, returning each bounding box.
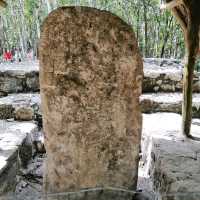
[152,139,200,200]
[0,189,155,200]
[140,113,200,200]
[44,188,145,200]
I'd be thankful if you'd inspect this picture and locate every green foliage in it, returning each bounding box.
[0,0,185,59]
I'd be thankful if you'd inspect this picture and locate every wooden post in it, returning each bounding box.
[162,0,200,140]
[182,41,195,137]
[0,0,7,8]
[182,21,200,139]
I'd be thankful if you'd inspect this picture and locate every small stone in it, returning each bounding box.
[193,81,200,92]
[153,86,159,92]
[156,80,162,85]
[15,107,34,121]
[140,98,157,113]
[133,191,154,200]
[0,90,8,97]
[21,181,28,188]
[160,84,172,91]
[33,141,46,154]
[6,118,15,122]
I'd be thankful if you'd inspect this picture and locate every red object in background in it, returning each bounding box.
[3,51,12,61]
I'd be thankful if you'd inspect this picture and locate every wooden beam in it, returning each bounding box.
[160,0,183,10]
[0,0,7,8]
[171,7,187,33]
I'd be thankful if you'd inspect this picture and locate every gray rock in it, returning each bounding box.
[140,93,200,118]
[0,90,7,97]
[0,93,41,120]
[151,139,200,200]
[139,113,200,200]
[143,58,200,93]
[0,61,39,94]
[32,131,45,153]
[15,107,34,121]
[0,120,37,193]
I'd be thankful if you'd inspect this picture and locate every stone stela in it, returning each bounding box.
[39,6,143,197]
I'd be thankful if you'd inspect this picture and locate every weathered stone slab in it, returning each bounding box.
[140,93,200,118]
[39,7,143,193]
[152,139,200,200]
[139,113,200,200]
[0,120,37,194]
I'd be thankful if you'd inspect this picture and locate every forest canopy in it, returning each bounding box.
[0,0,185,59]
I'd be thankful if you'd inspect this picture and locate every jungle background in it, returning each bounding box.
[1,0,186,60]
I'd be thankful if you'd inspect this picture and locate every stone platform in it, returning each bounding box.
[143,58,200,92]
[2,92,200,122]
[0,120,37,193]
[0,61,39,95]
[1,113,200,199]
[140,93,200,118]
[139,113,200,200]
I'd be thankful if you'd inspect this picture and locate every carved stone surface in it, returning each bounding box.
[39,6,143,193]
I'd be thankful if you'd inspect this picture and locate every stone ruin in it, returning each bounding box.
[0,4,200,200]
[39,6,143,197]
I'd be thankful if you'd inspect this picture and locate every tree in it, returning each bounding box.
[0,0,186,59]
[162,0,200,140]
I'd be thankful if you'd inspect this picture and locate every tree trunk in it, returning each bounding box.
[160,16,173,58]
[143,4,148,57]
[182,23,199,140]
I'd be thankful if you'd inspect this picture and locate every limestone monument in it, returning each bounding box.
[39,6,143,195]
